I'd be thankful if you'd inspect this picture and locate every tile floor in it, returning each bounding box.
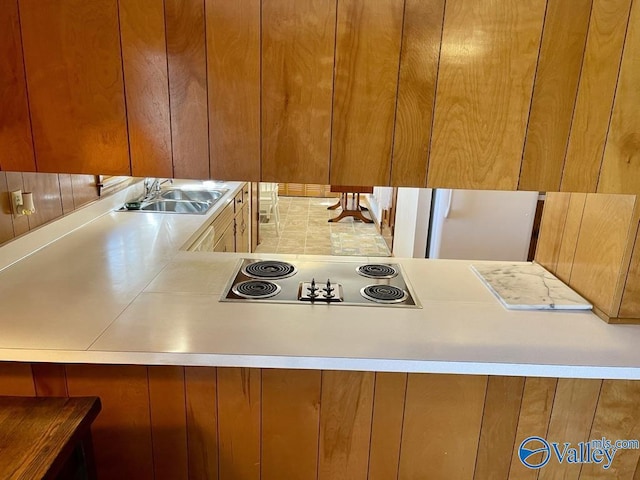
[255,197,391,257]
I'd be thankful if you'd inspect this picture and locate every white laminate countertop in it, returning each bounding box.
[1,182,640,379]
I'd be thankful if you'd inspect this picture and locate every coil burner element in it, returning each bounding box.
[356,264,398,279]
[360,284,408,304]
[232,280,281,299]
[242,260,297,280]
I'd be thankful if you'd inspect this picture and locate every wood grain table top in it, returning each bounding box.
[0,396,101,480]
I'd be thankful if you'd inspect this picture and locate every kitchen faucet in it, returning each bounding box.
[143,178,172,199]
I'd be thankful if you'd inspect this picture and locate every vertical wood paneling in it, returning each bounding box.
[428,0,546,190]
[508,377,558,480]
[262,368,321,480]
[65,364,154,480]
[184,366,218,480]
[561,0,633,193]
[262,0,335,185]
[58,174,75,214]
[206,0,260,181]
[519,0,591,192]
[0,362,35,395]
[19,0,130,175]
[32,363,68,396]
[148,366,188,480]
[474,376,525,479]
[539,378,602,480]
[620,226,640,318]
[119,0,173,178]
[5,364,640,480]
[569,193,636,315]
[390,0,445,187]
[217,367,261,480]
[165,0,209,180]
[368,372,407,480]
[21,171,63,230]
[70,174,99,208]
[580,380,640,479]
[318,371,374,480]
[330,0,404,186]
[555,192,587,283]
[398,373,488,480]
[0,0,36,172]
[535,192,571,272]
[598,0,640,195]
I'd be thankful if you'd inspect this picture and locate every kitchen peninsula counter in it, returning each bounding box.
[0,184,640,380]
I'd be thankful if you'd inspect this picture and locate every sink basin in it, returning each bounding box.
[119,187,229,214]
[139,199,212,214]
[160,189,225,203]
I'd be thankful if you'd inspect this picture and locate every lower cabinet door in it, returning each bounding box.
[214,224,235,253]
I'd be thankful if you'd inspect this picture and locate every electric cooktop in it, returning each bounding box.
[220,259,421,308]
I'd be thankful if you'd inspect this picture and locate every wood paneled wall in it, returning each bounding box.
[2,362,640,479]
[535,192,640,322]
[1,0,639,193]
[0,172,99,245]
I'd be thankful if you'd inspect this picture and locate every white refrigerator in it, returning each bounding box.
[427,189,539,261]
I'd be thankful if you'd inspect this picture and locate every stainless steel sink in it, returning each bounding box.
[139,199,212,213]
[119,187,228,215]
[159,189,225,203]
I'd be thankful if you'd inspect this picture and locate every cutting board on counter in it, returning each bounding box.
[471,262,592,310]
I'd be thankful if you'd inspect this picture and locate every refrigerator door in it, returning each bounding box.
[427,189,539,261]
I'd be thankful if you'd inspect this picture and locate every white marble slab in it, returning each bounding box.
[471,262,592,310]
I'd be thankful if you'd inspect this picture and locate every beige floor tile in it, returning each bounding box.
[305,225,330,234]
[313,215,333,223]
[255,196,390,257]
[288,208,309,216]
[304,246,333,255]
[284,215,309,227]
[276,246,301,254]
[279,235,307,245]
[330,225,355,233]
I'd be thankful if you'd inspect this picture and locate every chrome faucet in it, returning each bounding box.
[143,178,160,199]
[143,178,173,200]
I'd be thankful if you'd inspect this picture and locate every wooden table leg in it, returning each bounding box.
[328,192,373,223]
[327,193,345,210]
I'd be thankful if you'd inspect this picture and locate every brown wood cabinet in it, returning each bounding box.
[2,362,640,479]
[19,0,130,176]
[189,184,251,253]
[213,223,235,253]
[1,0,639,194]
[535,192,640,323]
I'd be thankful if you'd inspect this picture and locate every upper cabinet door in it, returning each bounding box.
[165,0,210,180]
[206,0,261,182]
[0,1,36,172]
[598,0,640,194]
[427,0,546,190]
[330,0,405,187]
[118,0,173,178]
[561,0,633,193]
[19,0,130,176]
[389,0,445,187]
[518,0,591,192]
[262,0,336,185]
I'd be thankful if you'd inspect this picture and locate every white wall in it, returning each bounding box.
[392,188,432,258]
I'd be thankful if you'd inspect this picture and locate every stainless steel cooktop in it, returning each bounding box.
[220,259,421,308]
